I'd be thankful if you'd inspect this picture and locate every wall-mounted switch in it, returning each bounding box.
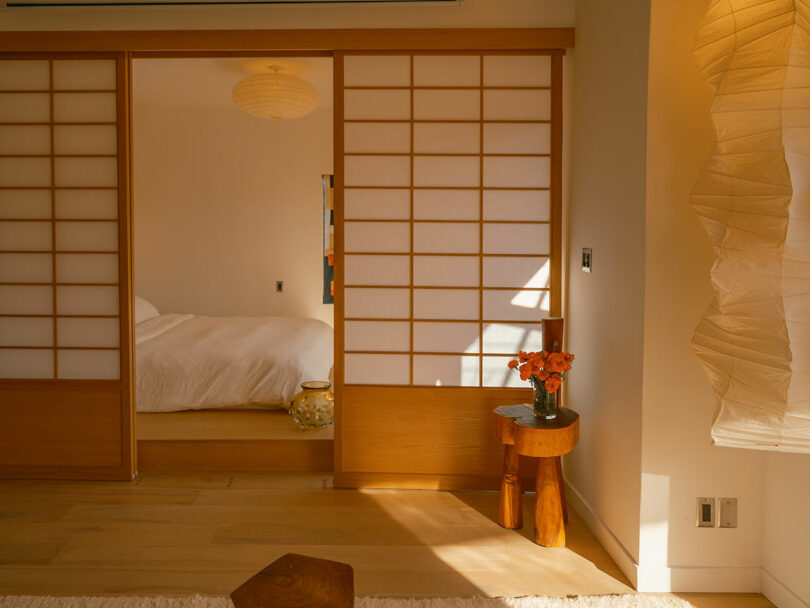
[719,498,737,528]
[697,497,715,527]
[276,281,284,293]
[582,248,592,273]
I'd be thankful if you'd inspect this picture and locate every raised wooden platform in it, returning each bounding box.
[136,410,333,473]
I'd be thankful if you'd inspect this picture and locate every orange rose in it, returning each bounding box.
[507,349,574,389]
[545,352,566,373]
[545,375,562,393]
[529,351,547,365]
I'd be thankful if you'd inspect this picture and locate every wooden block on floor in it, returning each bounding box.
[231,553,353,608]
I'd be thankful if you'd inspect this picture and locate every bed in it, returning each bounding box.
[134,297,333,413]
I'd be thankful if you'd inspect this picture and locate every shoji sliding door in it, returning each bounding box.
[335,52,562,489]
[0,55,134,479]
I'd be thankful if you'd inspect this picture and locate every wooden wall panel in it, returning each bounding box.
[339,385,532,475]
[0,384,123,475]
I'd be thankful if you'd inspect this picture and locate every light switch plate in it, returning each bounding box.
[697,497,715,527]
[719,497,737,528]
[582,248,592,273]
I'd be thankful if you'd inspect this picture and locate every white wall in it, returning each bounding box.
[133,59,333,325]
[762,453,810,608]
[565,0,650,580]
[640,0,766,590]
[0,0,574,31]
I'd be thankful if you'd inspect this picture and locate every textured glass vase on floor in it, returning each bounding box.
[289,381,334,429]
[530,377,558,419]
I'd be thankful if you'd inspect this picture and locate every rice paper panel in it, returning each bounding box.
[413,56,480,87]
[0,253,52,283]
[0,349,53,379]
[344,353,410,385]
[344,288,410,319]
[0,61,49,90]
[0,189,51,220]
[58,349,120,380]
[0,317,54,347]
[413,355,480,387]
[56,254,118,284]
[345,321,410,352]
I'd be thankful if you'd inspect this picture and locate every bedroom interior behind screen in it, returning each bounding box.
[131,57,334,434]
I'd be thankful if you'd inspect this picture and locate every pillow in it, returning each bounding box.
[134,295,160,325]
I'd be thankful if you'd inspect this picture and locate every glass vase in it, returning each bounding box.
[530,378,558,420]
[289,381,334,430]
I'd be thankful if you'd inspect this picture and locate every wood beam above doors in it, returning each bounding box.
[0,28,574,54]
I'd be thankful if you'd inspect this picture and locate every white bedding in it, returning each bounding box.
[135,314,333,413]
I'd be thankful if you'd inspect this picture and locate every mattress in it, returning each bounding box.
[135,313,333,413]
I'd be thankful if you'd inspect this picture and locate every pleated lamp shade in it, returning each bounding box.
[232,67,319,120]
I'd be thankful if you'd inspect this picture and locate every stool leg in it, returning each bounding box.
[498,444,522,529]
[555,455,568,524]
[534,456,565,547]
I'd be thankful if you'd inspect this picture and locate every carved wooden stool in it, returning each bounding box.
[493,405,579,547]
[231,553,354,608]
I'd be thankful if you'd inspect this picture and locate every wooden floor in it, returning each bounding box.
[0,473,773,607]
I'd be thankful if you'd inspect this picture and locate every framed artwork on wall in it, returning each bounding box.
[323,174,335,305]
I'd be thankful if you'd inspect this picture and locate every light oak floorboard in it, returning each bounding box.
[0,473,773,608]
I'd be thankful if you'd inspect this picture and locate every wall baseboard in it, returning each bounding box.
[565,479,764,594]
[564,479,639,589]
[634,564,761,593]
[762,569,809,608]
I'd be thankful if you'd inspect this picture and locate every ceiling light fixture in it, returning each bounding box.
[232,65,319,120]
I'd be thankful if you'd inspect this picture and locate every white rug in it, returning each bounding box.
[0,596,694,608]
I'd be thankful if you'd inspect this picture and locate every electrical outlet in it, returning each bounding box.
[719,498,737,528]
[582,248,592,273]
[697,497,715,527]
[276,281,284,293]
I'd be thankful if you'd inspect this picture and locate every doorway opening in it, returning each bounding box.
[130,56,335,473]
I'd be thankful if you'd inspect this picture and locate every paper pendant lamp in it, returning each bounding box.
[691,0,810,453]
[233,67,319,120]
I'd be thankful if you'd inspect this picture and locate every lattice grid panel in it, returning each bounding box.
[339,53,560,388]
[0,58,123,380]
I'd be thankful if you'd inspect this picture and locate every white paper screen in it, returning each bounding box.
[0,58,122,380]
[340,52,556,386]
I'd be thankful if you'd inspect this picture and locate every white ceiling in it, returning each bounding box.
[132,57,333,110]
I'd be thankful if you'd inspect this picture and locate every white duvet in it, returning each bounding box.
[135,314,333,413]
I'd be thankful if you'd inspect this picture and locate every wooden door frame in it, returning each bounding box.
[1,28,572,481]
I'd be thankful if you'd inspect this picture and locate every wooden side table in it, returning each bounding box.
[493,404,579,548]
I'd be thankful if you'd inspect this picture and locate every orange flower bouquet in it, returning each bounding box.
[507,350,574,419]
